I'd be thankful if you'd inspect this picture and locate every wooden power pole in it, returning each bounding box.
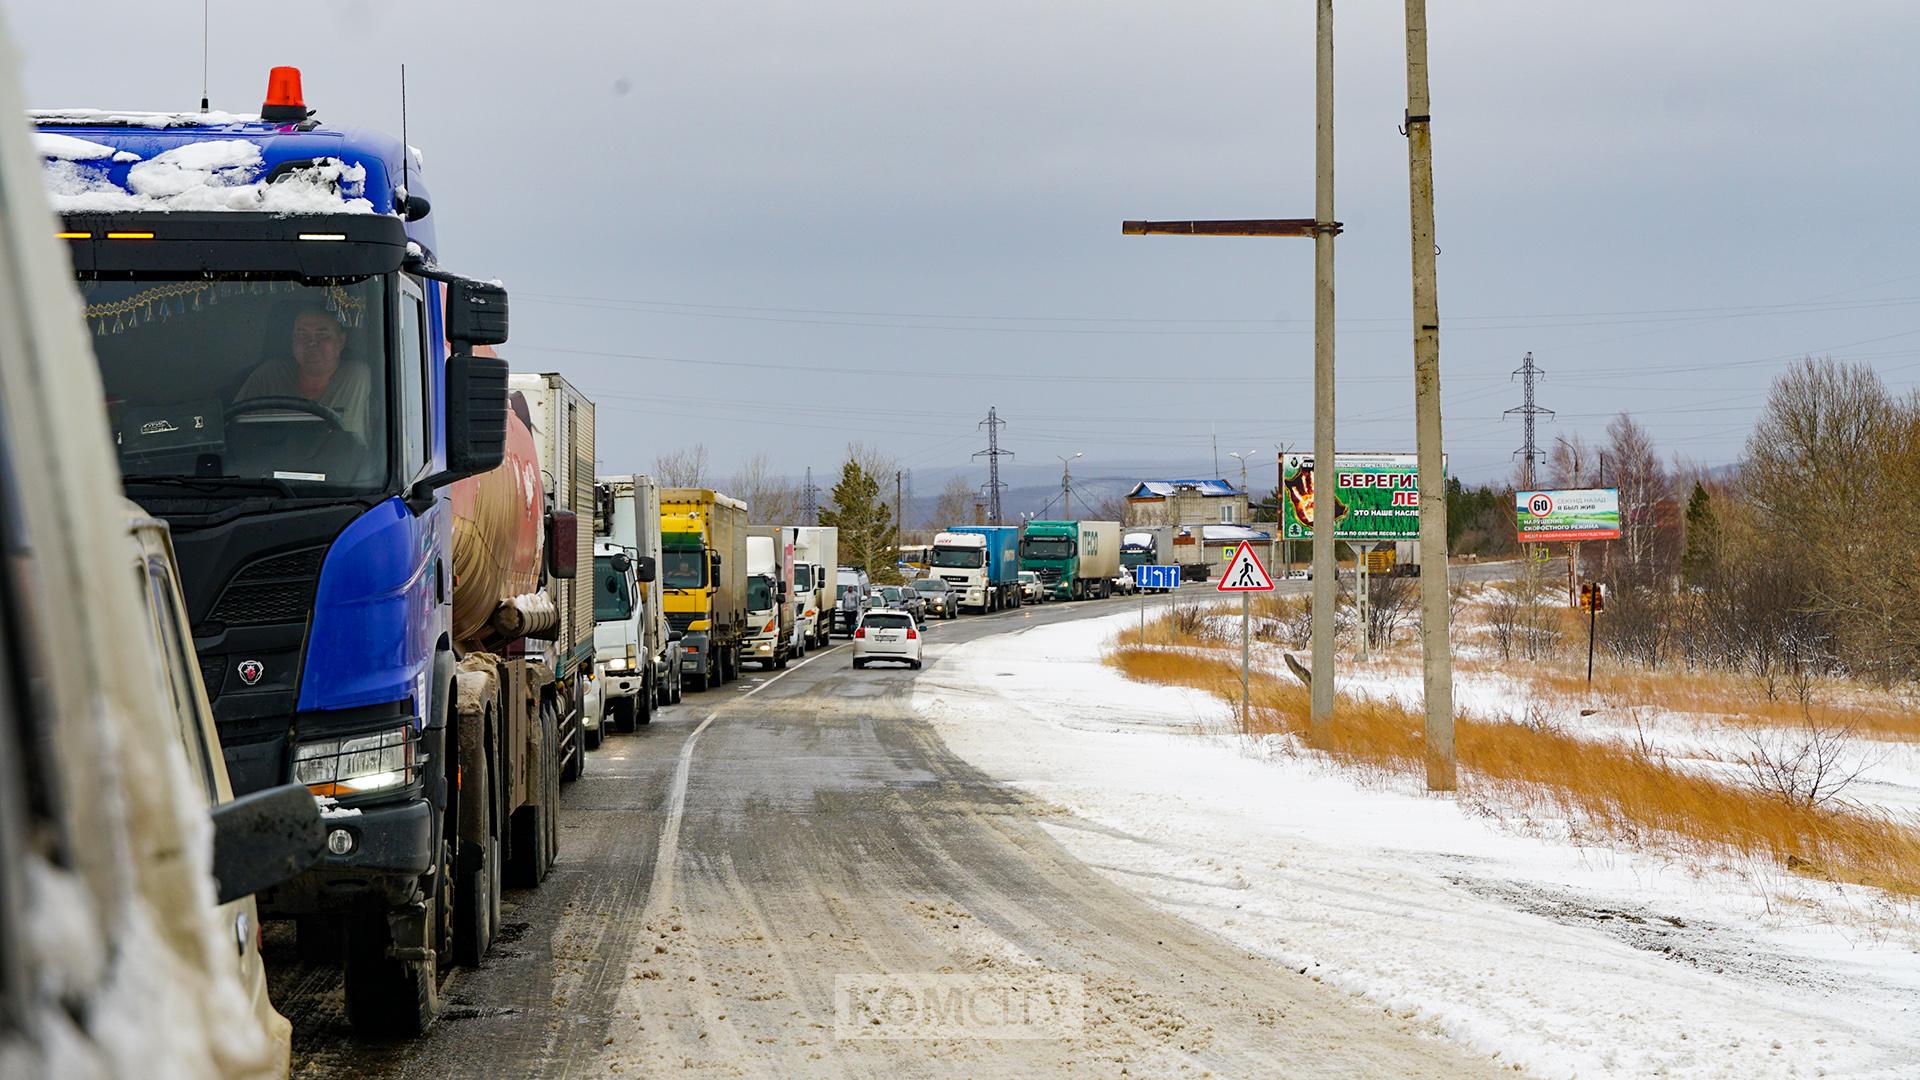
[1124,0,1340,736]
[1404,0,1456,791]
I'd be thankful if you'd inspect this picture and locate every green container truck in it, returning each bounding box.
[1019,520,1121,601]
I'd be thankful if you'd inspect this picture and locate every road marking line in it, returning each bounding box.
[642,648,828,917]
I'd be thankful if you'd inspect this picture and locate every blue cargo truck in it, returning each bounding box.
[930,526,1022,612]
[36,68,566,1036]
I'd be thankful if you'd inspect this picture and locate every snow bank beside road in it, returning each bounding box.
[913,610,1920,1079]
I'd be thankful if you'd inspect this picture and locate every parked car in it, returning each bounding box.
[910,576,960,619]
[852,609,923,669]
[1018,570,1048,604]
[891,584,928,622]
[1111,569,1139,596]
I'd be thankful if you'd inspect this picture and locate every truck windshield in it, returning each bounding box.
[663,547,706,589]
[931,547,983,569]
[593,556,633,621]
[1021,537,1074,560]
[794,564,813,591]
[747,575,774,612]
[1120,550,1151,567]
[85,276,391,496]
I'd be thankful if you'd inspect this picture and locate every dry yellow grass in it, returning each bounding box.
[1108,645,1920,896]
[1491,661,1920,740]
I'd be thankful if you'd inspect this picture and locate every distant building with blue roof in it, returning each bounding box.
[1125,478,1249,528]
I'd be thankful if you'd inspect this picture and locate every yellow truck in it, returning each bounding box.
[661,488,748,691]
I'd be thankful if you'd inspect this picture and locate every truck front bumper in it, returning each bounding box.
[597,662,643,702]
[264,795,435,914]
[746,633,779,660]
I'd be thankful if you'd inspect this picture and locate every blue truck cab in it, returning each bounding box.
[36,68,512,1035]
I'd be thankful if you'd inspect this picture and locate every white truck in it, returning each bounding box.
[0,55,322,1072]
[593,474,678,734]
[745,526,800,669]
[790,525,839,649]
[508,373,599,780]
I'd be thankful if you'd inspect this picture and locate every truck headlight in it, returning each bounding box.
[295,725,417,797]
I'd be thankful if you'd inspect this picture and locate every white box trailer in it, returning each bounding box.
[594,474,677,730]
[791,525,838,648]
[509,373,597,784]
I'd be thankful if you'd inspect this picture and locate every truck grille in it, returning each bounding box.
[667,612,700,634]
[198,655,227,701]
[210,546,326,626]
[1036,567,1062,583]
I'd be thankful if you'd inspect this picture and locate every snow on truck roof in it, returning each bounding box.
[28,110,421,221]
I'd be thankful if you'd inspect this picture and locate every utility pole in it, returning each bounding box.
[894,469,903,544]
[1405,0,1454,792]
[1212,424,1220,478]
[972,407,1012,525]
[1121,0,1339,739]
[1058,452,1082,518]
[1309,0,1338,740]
[1505,352,1552,489]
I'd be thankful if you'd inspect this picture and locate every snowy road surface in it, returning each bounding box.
[270,588,1507,1077]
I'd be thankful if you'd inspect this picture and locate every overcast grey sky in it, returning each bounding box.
[9,1,1916,487]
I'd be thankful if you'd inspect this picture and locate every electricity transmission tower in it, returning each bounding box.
[1504,352,1553,488]
[802,466,820,525]
[972,407,1012,525]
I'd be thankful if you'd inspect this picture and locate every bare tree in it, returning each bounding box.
[654,444,711,487]
[1605,413,1670,582]
[929,475,975,531]
[729,452,806,523]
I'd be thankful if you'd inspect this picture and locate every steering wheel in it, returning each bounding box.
[224,395,371,472]
[225,395,352,433]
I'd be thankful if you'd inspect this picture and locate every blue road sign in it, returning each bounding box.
[1134,564,1181,591]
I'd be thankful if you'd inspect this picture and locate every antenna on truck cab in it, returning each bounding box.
[400,63,409,187]
[199,0,209,111]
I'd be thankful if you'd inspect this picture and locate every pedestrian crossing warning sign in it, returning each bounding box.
[1215,542,1274,592]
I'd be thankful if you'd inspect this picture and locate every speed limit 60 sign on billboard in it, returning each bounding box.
[1514,488,1622,543]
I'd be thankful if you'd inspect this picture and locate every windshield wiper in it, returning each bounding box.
[124,474,297,498]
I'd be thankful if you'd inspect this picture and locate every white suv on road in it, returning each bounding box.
[851,609,923,669]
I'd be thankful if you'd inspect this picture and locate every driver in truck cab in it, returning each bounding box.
[236,303,372,434]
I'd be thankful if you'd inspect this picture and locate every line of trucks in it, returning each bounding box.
[10,66,1170,1056]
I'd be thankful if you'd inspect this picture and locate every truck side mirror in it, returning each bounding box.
[634,555,656,583]
[547,508,578,579]
[408,351,507,509]
[611,551,632,574]
[446,276,509,347]
[209,783,324,906]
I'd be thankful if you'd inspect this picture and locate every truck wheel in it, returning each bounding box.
[507,718,555,888]
[609,697,635,734]
[343,847,448,1037]
[636,681,653,726]
[775,649,790,670]
[584,720,604,750]
[688,671,707,693]
[343,912,439,1038]
[454,827,498,967]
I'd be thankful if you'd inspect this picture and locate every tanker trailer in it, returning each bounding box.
[447,389,567,910]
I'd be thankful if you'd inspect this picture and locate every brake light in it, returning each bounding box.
[906,628,918,640]
[854,626,866,639]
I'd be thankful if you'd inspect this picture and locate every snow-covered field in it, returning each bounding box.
[914,609,1920,1080]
